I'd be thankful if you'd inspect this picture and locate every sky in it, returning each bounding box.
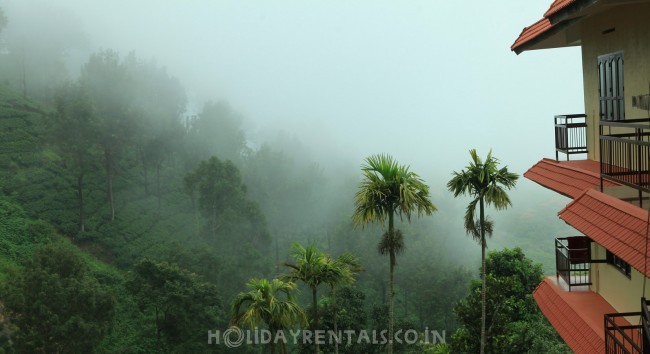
[4,0,582,243]
[5,0,584,172]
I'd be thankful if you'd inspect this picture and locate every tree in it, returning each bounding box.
[51,81,97,234]
[123,53,186,200]
[446,149,519,354]
[320,287,368,354]
[81,49,134,222]
[3,243,116,353]
[231,278,307,354]
[451,248,569,353]
[126,258,223,352]
[352,154,436,354]
[184,156,254,239]
[283,242,360,354]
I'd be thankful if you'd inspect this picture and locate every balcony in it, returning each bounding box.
[555,114,588,161]
[555,236,606,291]
[555,237,592,291]
[550,115,650,206]
[600,119,650,207]
[604,298,650,354]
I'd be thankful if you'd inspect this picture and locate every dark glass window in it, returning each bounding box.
[606,250,631,278]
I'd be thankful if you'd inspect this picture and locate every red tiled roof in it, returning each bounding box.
[559,188,650,277]
[544,0,578,17]
[511,18,553,52]
[524,158,618,199]
[534,277,621,353]
[511,0,585,52]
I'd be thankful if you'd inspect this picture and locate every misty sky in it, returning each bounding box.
[4,0,582,238]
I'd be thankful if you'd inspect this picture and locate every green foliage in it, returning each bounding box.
[0,44,541,354]
[447,149,519,354]
[231,278,306,354]
[352,154,436,354]
[283,242,360,353]
[184,156,261,239]
[2,242,116,353]
[353,154,437,228]
[126,258,224,352]
[0,197,54,279]
[450,248,569,353]
[319,287,368,354]
[447,149,519,240]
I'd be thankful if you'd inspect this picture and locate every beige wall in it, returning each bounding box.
[591,242,650,313]
[580,3,650,161]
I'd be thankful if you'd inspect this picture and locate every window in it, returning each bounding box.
[606,250,631,277]
[598,51,625,121]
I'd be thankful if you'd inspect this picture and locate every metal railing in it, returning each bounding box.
[555,114,588,161]
[605,312,644,354]
[600,118,650,207]
[555,237,595,291]
[643,298,650,352]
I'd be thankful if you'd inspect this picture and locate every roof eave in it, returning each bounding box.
[512,17,583,55]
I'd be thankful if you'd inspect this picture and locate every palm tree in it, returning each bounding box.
[231,278,306,354]
[283,242,360,354]
[446,149,518,354]
[352,154,436,354]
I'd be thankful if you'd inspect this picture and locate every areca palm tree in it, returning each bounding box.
[446,149,518,354]
[283,242,360,354]
[352,154,436,354]
[231,278,306,354]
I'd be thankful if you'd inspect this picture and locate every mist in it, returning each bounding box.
[0,1,579,351]
[5,0,583,169]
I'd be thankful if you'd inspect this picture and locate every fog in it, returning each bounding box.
[3,0,580,268]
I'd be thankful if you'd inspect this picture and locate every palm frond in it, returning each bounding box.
[448,149,519,241]
[353,154,436,229]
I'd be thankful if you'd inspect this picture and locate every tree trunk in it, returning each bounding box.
[333,288,339,354]
[77,172,85,234]
[139,145,149,196]
[77,152,85,235]
[156,163,161,208]
[388,211,395,354]
[212,201,217,239]
[105,148,115,222]
[313,287,319,354]
[476,198,480,352]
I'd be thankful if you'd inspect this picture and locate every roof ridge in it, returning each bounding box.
[544,0,577,18]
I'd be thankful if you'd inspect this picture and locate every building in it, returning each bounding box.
[511,0,650,353]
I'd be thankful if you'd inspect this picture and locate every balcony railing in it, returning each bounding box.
[643,298,650,352]
[604,298,650,354]
[605,312,644,354]
[600,119,650,207]
[555,236,603,291]
[555,114,588,161]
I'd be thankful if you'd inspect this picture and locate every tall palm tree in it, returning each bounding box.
[352,154,436,354]
[283,242,359,354]
[231,278,306,354]
[446,149,518,354]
